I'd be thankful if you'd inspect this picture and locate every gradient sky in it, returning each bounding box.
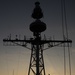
[0,0,75,75]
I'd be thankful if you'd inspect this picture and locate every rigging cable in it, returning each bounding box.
[68,46,71,75]
[63,0,68,38]
[61,0,72,75]
[61,0,66,75]
[63,0,71,75]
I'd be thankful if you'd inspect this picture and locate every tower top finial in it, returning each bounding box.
[31,1,43,19]
[35,1,40,5]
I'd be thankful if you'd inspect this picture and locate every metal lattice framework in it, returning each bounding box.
[3,1,72,75]
[3,34,72,75]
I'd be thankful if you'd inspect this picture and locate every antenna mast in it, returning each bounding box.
[3,1,72,75]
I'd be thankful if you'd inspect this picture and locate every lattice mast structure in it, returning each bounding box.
[3,1,72,75]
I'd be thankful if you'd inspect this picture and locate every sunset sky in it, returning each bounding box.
[0,0,75,75]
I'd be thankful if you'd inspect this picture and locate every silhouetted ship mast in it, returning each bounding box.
[3,1,72,75]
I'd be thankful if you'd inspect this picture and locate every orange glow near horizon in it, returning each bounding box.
[0,47,75,75]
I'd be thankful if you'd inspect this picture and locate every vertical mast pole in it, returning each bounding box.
[36,33,40,75]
